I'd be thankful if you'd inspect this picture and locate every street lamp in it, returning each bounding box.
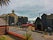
[7,14,9,26]
[5,14,9,34]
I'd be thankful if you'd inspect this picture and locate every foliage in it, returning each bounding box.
[0,36,6,40]
[0,0,10,6]
[24,31,33,40]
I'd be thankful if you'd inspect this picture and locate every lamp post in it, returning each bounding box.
[6,14,9,33]
[7,14,9,26]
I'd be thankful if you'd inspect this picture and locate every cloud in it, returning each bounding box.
[0,0,53,20]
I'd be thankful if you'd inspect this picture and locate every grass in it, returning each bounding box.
[0,35,15,40]
[0,36,6,40]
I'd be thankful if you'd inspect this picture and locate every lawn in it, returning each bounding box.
[0,35,15,40]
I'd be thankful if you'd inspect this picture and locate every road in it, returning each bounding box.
[9,27,53,40]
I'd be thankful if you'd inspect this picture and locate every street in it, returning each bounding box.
[9,27,53,40]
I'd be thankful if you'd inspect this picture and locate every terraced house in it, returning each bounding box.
[34,14,53,31]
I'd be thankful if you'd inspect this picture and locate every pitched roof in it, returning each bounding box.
[47,14,53,19]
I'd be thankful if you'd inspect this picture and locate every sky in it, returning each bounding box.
[0,0,53,21]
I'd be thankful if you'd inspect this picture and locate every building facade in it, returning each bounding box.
[34,17,43,31]
[0,10,18,26]
[16,16,28,26]
[0,10,28,26]
[41,14,53,30]
[34,14,53,31]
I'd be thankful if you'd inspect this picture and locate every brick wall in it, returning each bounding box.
[8,32,25,40]
[0,26,6,35]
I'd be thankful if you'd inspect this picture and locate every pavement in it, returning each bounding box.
[43,35,53,40]
[8,27,53,40]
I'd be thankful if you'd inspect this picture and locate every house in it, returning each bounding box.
[41,14,53,30]
[0,18,7,35]
[16,16,28,26]
[0,10,28,26]
[0,10,18,26]
[34,17,43,31]
[7,10,18,26]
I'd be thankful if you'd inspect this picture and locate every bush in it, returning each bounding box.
[24,31,33,40]
[0,36,6,40]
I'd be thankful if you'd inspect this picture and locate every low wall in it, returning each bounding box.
[0,26,26,40]
[0,26,6,35]
[0,25,8,35]
[7,32,26,40]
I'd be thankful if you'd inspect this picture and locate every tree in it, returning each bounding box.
[0,0,10,6]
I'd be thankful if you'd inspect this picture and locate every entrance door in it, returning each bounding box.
[8,16,14,26]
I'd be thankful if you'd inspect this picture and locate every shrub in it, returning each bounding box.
[24,31,33,40]
[0,36,6,40]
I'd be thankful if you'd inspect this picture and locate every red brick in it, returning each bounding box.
[0,27,6,35]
